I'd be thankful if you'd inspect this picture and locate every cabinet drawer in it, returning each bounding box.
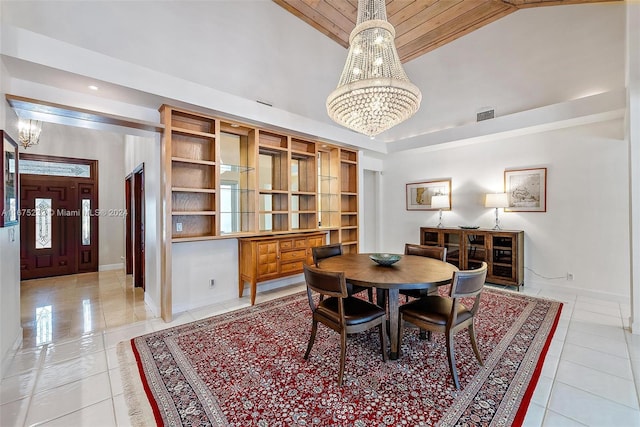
[294,238,307,248]
[280,261,304,273]
[280,249,306,261]
[280,240,293,250]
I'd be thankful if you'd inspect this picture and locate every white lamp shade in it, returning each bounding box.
[485,193,509,208]
[431,195,450,209]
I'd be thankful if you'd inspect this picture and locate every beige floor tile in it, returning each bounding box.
[20,272,154,349]
[0,396,30,427]
[547,382,640,426]
[38,398,116,427]
[26,372,112,425]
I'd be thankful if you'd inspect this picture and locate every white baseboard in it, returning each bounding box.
[144,293,160,318]
[524,278,629,304]
[99,263,124,272]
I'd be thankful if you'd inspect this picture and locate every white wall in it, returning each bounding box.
[23,122,126,268]
[0,224,21,378]
[172,239,239,312]
[379,119,630,298]
[0,57,23,377]
[124,134,162,316]
[362,170,379,253]
[626,2,640,331]
[171,239,305,313]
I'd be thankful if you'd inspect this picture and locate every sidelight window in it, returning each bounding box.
[81,199,91,245]
[35,198,52,249]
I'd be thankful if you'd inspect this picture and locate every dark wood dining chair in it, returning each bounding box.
[303,264,388,386]
[399,243,448,300]
[312,243,373,301]
[399,262,488,389]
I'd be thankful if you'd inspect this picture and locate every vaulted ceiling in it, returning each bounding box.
[0,1,625,152]
[274,0,619,62]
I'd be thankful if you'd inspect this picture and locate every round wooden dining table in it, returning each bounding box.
[318,253,458,360]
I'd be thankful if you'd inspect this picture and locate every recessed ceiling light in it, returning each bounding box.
[88,85,99,91]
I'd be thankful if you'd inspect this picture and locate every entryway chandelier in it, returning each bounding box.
[18,119,42,149]
[326,0,422,137]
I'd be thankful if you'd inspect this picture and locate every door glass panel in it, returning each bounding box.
[19,159,91,177]
[35,198,52,249]
[82,199,91,245]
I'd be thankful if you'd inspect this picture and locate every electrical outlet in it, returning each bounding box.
[176,222,183,232]
[566,272,574,281]
[209,279,215,288]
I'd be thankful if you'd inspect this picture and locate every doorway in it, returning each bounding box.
[125,164,145,289]
[19,155,99,280]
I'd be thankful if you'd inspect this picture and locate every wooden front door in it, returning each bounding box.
[133,165,145,289]
[20,177,78,279]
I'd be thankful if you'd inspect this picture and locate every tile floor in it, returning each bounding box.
[1,273,639,426]
[18,270,154,348]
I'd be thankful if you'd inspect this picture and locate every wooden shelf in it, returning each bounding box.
[171,211,216,215]
[172,127,216,139]
[172,187,216,193]
[259,189,289,194]
[171,157,216,166]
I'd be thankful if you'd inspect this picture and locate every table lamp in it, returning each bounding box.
[431,195,450,228]
[485,193,509,230]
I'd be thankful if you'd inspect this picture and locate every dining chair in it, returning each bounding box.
[312,243,373,301]
[399,262,488,389]
[399,243,448,300]
[302,264,388,386]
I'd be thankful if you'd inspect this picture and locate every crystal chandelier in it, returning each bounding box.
[326,0,422,137]
[18,119,42,149]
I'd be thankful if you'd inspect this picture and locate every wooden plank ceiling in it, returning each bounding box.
[273,0,618,62]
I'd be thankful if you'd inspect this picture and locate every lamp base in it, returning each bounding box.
[493,207,502,230]
[436,209,444,228]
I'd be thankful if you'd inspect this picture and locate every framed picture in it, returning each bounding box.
[0,130,19,227]
[406,179,451,211]
[504,167,546,212]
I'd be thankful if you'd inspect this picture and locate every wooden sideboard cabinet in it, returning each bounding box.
[239,231,326,304]
[420,227,524,288]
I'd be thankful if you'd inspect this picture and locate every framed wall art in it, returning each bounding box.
[1,130,19,227]
[406,179,451,211]
[504,167,546,212]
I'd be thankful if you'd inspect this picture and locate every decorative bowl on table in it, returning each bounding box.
[369,253,402,266]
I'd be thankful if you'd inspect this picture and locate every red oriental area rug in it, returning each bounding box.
[118,287,562,427]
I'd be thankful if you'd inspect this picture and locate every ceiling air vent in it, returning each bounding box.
[477,109,495,122]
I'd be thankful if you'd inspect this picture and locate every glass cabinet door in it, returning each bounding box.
[442,230,462,268]
[490,234,516,281]
[465,232,486,269]
[219,123,255,234]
